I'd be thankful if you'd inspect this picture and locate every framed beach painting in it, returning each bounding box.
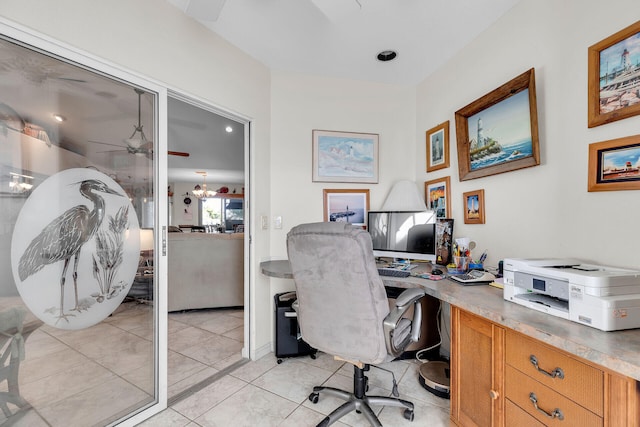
[424,176,451,219]
[588,134,640,192]
[426,121,450,172]
[588,20,640,127]
[313,130,379,183]
[455,68,540,181]
[323,189,370,227]
[463,189,485,224]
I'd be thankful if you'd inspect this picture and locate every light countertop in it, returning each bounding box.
[260,259,640,381]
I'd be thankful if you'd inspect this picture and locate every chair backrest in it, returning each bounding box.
[287,222,391,365]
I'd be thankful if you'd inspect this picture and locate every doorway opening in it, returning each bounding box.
[165,93,249,400]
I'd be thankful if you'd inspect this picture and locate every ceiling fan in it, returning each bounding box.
[90,88,190,158]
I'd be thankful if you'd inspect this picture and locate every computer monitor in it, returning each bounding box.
[367,210,437,262]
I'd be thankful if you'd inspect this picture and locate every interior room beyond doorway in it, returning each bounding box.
[166,95,247,400]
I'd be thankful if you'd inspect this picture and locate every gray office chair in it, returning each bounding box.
[287,222,425,427]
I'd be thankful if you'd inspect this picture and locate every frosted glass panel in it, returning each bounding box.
[0,36,157,425]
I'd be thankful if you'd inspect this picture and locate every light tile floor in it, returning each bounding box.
[144,352,450,427]
[3,301,245,426]
[7,301,450,426]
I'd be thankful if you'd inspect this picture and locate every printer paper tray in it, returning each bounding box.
[514,293,569,313]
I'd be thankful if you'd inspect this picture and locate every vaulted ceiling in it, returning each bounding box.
[167,0,521,85]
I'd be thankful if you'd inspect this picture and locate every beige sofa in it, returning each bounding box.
[167,232,244,311]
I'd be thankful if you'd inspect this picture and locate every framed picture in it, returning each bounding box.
[454,68,540,181]
[323,189,370,227]
[424,176,451,219]
[312,130,379,183]
[426,121,449,172]
[463,189,485,224]
[588,134,640,192]
[588,20,640,128]
[435,218,454,266]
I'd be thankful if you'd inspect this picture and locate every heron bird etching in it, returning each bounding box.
[17,179,123,323]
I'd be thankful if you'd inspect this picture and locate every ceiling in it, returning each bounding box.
[167,0,522,85]
[2,0,522,191]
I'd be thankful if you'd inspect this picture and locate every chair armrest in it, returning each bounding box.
[383,288,425,357]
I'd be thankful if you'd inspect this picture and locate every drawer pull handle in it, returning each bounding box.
[529,392,564,420]
[529,355,565,379]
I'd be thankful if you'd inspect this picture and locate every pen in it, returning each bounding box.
[479,251,487,263]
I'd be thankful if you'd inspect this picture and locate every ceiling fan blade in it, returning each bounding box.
[169,151,190,157]
[88,140,126,148]
[96,149,127,154]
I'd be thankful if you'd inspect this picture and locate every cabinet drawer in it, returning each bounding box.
[505,329,603,414]
[506,365,602,427]
[506,399,545,427]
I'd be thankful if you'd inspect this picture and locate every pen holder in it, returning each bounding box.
[453,256,470,274]
[469,263,484,270]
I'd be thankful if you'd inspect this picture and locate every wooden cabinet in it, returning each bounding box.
[450,307,504,427]
[451,306,640,427]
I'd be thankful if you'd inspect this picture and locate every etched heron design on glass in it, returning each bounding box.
[17,179,123,323]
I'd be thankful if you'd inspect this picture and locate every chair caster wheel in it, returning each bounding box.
[403,408,414,421]
[309,392,319,404]
[310,353,317,360]
[277,359,283,364]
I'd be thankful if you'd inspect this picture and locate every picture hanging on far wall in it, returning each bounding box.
[426,121,450,172]
[588,20,640,128]
[588,134,640,192]
[323,189,370,227]
[312,129,379,183]
[455,68,540,181]
[463,189,485,224]
[424,176,451,219]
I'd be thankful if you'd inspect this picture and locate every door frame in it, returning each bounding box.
[167,90,252,359]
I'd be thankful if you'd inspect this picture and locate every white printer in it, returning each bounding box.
[503,258,640,331]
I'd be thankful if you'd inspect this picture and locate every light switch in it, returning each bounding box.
[261,215,269,230]
[274,216,283,229]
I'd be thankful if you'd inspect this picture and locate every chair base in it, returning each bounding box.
[309,365,414,427]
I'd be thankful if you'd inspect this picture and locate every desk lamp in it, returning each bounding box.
[381,180,427,211]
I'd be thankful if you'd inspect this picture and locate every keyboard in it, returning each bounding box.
[377,268,411,278]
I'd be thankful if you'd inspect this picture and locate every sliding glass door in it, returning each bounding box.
[0,24,166,426]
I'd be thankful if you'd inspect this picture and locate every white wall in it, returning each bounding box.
[270,71,417,256]
[416,0,640,270]
[0,0,273,356]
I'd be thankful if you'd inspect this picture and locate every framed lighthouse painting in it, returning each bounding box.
[10,168,140,329]
[588,20,640,127]
[455,68,540,181]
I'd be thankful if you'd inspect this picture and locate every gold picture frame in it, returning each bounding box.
[322,189,370,227]
[426,121,450,172]
[463,189,485,224]
[454,68,540,181]
[424,176,451,219]
[588,134,640,192]
[588,20,640,128]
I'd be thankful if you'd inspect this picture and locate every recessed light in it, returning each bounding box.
[377,50,397,62]
[53,114,66,122]
[225,126,233,133]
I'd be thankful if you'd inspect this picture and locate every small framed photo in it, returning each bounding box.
[463,189,485,224]
[435,218,454,266]
[323,189,370,227]
[313,130,379,183]
[424,176,451,218]
[455,68,540,181]
[588,134,640,192]
[426,121,450,172]
[588,20,640,128]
